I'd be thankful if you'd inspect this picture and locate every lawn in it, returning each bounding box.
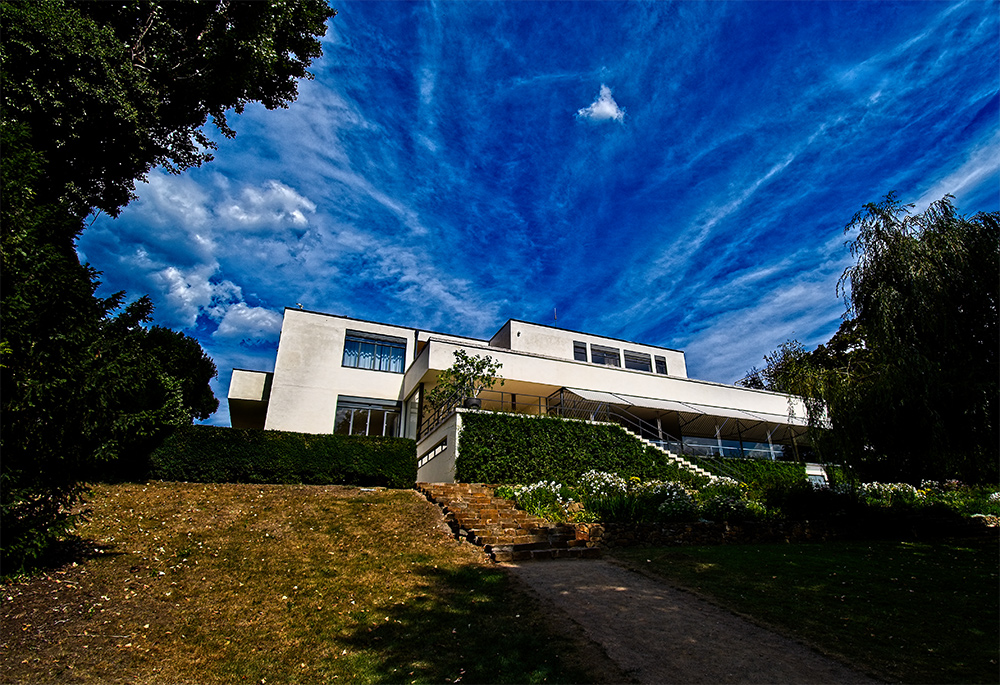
[612,537,1000,684]
[1,482,618,684]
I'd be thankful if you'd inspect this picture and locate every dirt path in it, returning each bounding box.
[506,559,880,684]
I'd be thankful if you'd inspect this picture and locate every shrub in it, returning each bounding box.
[656,484,699,522]
[507,480,577,522]
[455,413,663,484]
[148,425,416,488]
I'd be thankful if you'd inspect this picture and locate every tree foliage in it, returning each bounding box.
[2,0,335,219]
[1,0,333,572]
[741,194,999,484]
[425,349,505,410]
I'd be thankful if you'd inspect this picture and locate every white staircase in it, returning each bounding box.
[631,433,715,479]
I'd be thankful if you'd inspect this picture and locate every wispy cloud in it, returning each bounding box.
[77,0,996,426]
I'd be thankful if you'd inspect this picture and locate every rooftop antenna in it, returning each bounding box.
[553,307,558,326]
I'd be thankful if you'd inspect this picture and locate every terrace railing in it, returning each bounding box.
[417,387,752,482]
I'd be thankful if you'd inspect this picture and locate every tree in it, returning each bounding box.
[1,0,334,571]
[2,0,335,219]
[425,350,505,410]
[741,194,999,484]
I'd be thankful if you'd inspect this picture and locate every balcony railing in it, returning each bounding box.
[417,386,795,478]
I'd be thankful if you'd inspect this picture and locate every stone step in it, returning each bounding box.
[417,482,601,563]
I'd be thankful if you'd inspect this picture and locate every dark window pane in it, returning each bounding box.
[573,342,587,361]
[591,345,620,366]
[385,411,399,437]
[368,409,386,436]
[624,352,651,372]
[334,408,352,434]
[655,356,667,374]
[350,408,369,435]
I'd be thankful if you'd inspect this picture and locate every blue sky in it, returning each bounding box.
[77,0,1000,427]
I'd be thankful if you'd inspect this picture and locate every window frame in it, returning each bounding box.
[623,350,652,372]
[333,396,402,437]
[654,355,668,375]
[590,344,621,367]
[342,330,407,374]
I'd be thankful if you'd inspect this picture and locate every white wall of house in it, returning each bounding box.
[403,338,802,421]
[415,412,461,482]
[229,369,273,402]
[263,309,416,434]
[490,320,687,377]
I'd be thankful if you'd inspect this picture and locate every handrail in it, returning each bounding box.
[417,386,762,482]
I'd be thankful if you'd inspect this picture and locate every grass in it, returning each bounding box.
[1,482,612,684]
[612,537,1000,684]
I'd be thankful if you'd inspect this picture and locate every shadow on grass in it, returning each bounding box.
[2,537,122,581]
[337,563,595,684]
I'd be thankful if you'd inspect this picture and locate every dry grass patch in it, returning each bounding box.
[2,482,613,683]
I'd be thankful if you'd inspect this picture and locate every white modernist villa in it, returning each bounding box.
[229,308,813,482]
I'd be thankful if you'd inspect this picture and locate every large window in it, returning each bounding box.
[591,344,620,367]
[342,330,406,373]
[623,351,652,372]
[333,397,401,437]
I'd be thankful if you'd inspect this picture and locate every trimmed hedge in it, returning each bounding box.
[694,457,807,485]
[456,413,693,484]
[148,425,416,488]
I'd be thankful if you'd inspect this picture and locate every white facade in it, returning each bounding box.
[229,308,812,480]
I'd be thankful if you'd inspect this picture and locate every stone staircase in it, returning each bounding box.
[416,482,601,562]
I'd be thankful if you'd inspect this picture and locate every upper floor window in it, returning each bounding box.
[591,344,620,367]
[624,351,652,372]
[573,341,587,361]
[655,356,668,375]
[342,330,406,373]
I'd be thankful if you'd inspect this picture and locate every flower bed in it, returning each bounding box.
[494,470,1000,531]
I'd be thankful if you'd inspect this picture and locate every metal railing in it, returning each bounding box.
[417,386,772,482]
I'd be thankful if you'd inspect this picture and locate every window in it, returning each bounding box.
[654,356,667,375]
[573,341,587,361]
[624,351,652,372]
[591,344,620,367]
[334,397,401,437]
[342,330,406,373]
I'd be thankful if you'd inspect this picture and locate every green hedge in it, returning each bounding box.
[693,457,807,485]
[456,413,698,484]
[148,425,416,488]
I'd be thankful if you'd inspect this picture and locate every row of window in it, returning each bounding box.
[342,331,406,373]
[574,341,668,375]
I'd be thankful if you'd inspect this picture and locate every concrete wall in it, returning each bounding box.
[228,369,273,429]
[416,412,461,482]
[497,320,687,378]
[263,309,414,434]
[229,369,273,402]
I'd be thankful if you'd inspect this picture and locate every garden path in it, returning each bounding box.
[507,558,881,684]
